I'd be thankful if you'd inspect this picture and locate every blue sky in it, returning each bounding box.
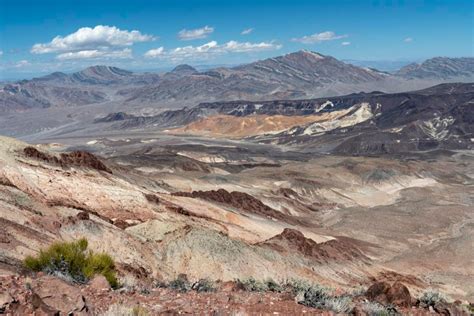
[0,0,472,79]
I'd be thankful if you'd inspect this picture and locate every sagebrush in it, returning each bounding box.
[24,238,118,288]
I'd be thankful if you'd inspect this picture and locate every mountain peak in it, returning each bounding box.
[80,65,132,75]
[171,64,198,75]
[71,65,133,84]
[294,49,326,59]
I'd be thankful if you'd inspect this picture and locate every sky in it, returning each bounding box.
[0,0,473,79]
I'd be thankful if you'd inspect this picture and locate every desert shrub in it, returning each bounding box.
[23,238,118,288]
[192,278,216,292]
[298,284,330,309]
[169,274,191,292]
[324,295,353,314]
[419,289,448,307]
[100,304,148,316]
[286,279,354,313]
[83,252,118,288]
[284,278,311,294]
[265,278,283,292]
[237,277,268,292]
[350,286,367,297]
[361,301,399,316]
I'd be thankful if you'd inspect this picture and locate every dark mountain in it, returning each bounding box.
[104,83,474,155]
[0,81,107,113]
[396,57,474,79]
[33,65,161,86]
[170,64,198,76]
[235,50,386,85]
[122,50,394,105]
[70,66,133,85]
[2,52,473,114]
[93,112,136,123]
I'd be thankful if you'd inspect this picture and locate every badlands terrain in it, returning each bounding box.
[0,51,473,314]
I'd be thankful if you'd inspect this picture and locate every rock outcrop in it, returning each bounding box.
[24,146,112,173]
[366,281,412,307]
[260,228,370,263]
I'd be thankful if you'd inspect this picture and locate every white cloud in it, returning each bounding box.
[0,51,3,57]
[144,47,164,58]
[14,60,30,68]
[404,37,413,43]
[56,48,132,60]
[31,25,155,54]
[292,31,347,44]
[221,40,280,52]
[178,26,214,40]
[241,28,254,35]
[144,40,282,61]
[341,41,351,46]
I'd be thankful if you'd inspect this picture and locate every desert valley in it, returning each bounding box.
[0,48,473,314]
[0,0,473,311]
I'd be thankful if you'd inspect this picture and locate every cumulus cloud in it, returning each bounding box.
[31,25,155,54]
[56,48,132,60]
[341,41,351,46]
[144,47,165,58]
[178,26,214,40]
[241,28,254,35]
[0,50,3,57]
[404,37,413,42]
[144,40,281,61]
[292,31,347,44]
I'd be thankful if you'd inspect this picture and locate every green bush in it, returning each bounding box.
[24,238,118,288]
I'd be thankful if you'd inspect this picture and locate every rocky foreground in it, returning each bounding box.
[1,273,471,315]
[1,133,473,314]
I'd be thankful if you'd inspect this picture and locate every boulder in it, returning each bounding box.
[89,275,111,292]
[32,275,91,315]
[0,291,14,312]
[366,281,392,304]
[433,301,468,316]
[366,281,412,307]
[386,281,412,307]
[351,305,368,316]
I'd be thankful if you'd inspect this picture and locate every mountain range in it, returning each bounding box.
[1,51,473,113]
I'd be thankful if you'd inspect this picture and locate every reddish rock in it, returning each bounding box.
[172,188,300,223]
[113,219,132,230]
[221,281,240,292]
[366,281,393,305]
[60,151,111,173]
[144,193,160,204]
[351,305,368,316]
[89,275,111,292]
[366,281,412,308]
[30,292,60,315]
[23,146,111,173]
[76,211,90,220]
[32,275,90,315]
[259,228,369,264]
[0,291,14,312]
[386,281,412,307]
